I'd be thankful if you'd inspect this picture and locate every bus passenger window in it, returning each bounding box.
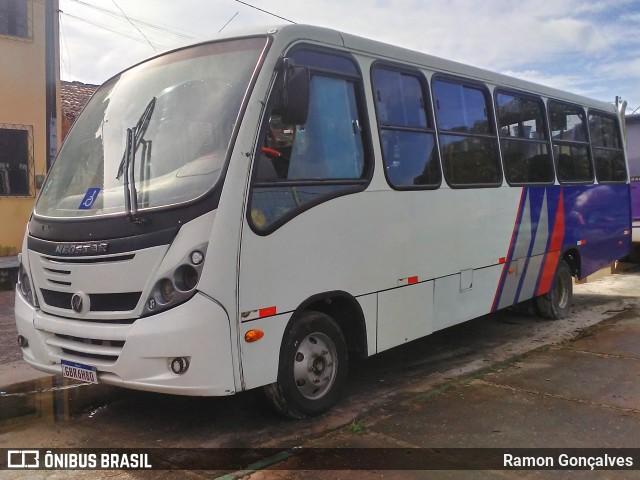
[372,66,440,189]
[432,78,501,187]
[549,101,593,184]
[496,91,554,185]
[589,112,626,183]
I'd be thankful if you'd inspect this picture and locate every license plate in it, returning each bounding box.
[61,359,98,384]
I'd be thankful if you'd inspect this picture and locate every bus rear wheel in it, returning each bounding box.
[536,259,572,320]
[264,311,348,419]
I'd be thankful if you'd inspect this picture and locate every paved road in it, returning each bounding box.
[0,291,21,365]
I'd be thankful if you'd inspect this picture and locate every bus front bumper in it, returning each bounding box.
[14,291,237,396]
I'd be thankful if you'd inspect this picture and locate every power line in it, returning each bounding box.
[58,13,72,78]
[66,0,198,40]
[60,11,166,49]
[235,0,296,24]
[111,0,157,52]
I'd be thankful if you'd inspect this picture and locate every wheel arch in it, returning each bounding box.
[562,248,581,278]
[287,290,368,359]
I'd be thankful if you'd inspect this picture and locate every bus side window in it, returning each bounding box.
[588,111,626,183]
[372,65,440,189]
[288,76,364,180]
[432,78,502,187]
[496,91,554,185]
[249,49,369,232]
[548,100,594,184]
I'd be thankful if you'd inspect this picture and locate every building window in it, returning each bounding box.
[0,0,30,39]
[0,125,34,196]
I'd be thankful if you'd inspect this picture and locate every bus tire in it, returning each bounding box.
[536,260,572,320]
[264,311,348,419]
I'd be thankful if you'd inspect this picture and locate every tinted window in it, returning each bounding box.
[549,102,587,142]
[433,80,491,134]
[496,92,553,185]
[373,69,428,128]
[291,50,359,76]
[548,100,593,184]
[589,112,626,183]
[373,67,440,188]
[433,78,501,187]
[497,93,547,140]
[589,113,622,149]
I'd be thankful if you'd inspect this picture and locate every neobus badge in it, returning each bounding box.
[54,243,109,255]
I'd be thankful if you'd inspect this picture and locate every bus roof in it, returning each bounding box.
[118,23,619,113]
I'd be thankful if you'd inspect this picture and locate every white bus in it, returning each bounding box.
[15,25,630,418]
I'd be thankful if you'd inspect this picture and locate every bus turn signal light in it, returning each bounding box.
[245,330,264,343]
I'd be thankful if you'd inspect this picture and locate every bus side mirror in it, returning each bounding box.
[280,58,309,125]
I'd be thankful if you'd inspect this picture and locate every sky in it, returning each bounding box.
[58,0,640,113]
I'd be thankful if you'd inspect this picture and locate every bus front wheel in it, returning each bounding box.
[264,311,348,419]
[536,259,572,320]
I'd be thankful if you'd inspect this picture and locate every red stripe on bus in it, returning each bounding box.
[537,191,565,295]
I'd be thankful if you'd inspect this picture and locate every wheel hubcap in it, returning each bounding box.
[293,332,337,400]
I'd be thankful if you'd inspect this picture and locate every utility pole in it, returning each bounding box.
[45,0,60,174]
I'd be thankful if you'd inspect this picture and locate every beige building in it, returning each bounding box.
[0,0,60,258]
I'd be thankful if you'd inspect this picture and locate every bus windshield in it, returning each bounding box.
[36,37,267,218]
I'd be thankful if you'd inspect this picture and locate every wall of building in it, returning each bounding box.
[0,0,60,256]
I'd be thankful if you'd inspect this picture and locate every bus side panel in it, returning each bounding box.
[377,281,433,352]
[433,265,503,332]
[493,186,562,310]
[492,184,629,307]
[561,184,631,277]
[239,312,291,390]
[238,294,378,390]
[239,188,521,318]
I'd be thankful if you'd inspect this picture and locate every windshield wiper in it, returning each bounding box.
[117,97,156,223]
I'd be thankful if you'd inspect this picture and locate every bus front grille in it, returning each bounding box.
[40,289,142,312]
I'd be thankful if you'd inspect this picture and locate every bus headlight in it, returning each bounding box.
[20,272,33,302]
[160,278,176,303]
[175,264,199,291]
[142,243,207,317]
[17,254,38,308]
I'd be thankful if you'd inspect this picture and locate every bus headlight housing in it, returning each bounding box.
[143,244,207,317]
[17,253,38,308]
